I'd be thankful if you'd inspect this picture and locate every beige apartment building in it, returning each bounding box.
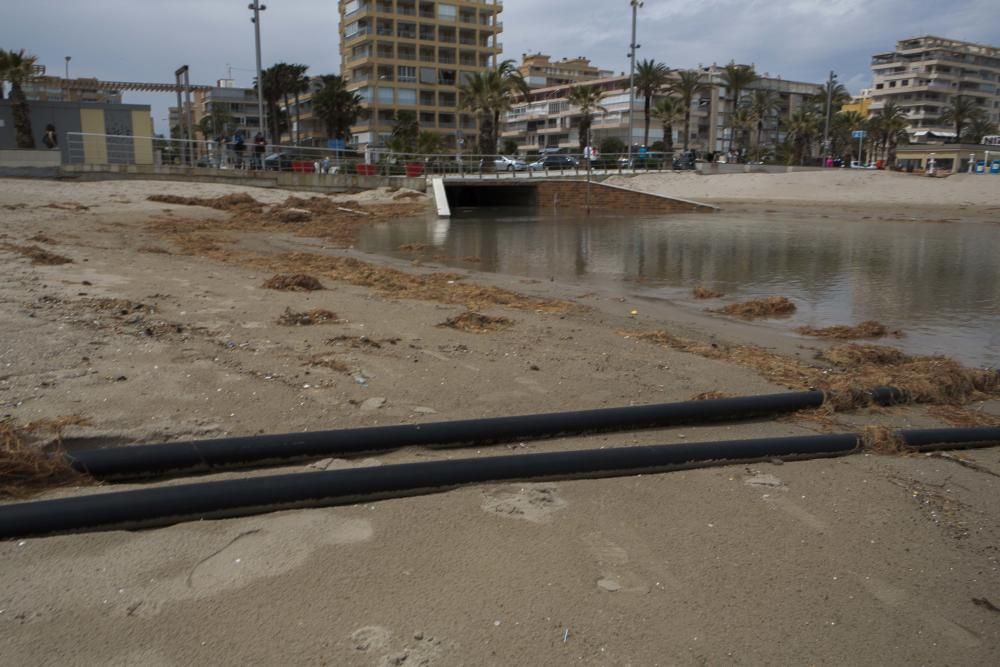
[870,36,1000,139]
[191,80,264,140]
[518,53,615,89]
[338,0,503,150]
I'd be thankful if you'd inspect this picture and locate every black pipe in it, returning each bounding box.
[898,427,1000,451]
[1,434,860,539]
[68,390,839,479]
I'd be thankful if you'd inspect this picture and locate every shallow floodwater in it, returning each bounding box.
[358,208,1000,368]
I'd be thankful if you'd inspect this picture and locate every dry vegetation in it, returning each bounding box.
[0,416,91,498]
[693,286,724,299]
[1,242,73,265]
[276,307,338,326]
[326,334,400,349]
[861,425,908,454]
[439,312,514,333]
[262,274,325,291]
[712,296,797,319]
[691,391,734,401]
[623,332,1000,412]
[797,320,892,340]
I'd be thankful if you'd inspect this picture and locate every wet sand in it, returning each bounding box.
[1,177,998,666]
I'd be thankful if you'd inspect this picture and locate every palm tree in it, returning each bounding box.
[786,107,819,165]
[256,65,285,142]
[634,59,669,149]
[459,59,528,155]
[729,106,754,158]
[197,108,237,140]
[651,96,684,156]
[834,110,867,161]
[962,115,998,144]
[312,74,363,142]
[668,70,712,151]
[720,62,757,152]
[388,109,420,154]
[875,101,908,165]
[276,64,309,145]
[940,95,981,142]
[0,49,38,148]
[291,67,312,145]
[747,89,780,161]
[566,85,606,152]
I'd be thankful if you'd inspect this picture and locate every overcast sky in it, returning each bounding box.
[3,0,998,134]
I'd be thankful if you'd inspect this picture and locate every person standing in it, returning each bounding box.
[42,124,58,149]
[233,130,246,169]
[253,132,266,170]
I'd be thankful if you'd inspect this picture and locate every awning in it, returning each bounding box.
[912,129,958,138]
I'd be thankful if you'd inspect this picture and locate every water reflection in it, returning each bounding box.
[358,208,1000,367]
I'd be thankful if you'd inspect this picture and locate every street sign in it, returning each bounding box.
[851,130,867,139]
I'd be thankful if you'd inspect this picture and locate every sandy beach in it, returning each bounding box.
[1,173,999,666]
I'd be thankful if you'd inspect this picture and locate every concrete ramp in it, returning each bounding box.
[431,177,451,217]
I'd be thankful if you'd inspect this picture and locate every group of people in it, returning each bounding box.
[211,131,268,169]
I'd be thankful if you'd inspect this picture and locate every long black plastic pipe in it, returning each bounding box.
[68,389,883,479]
[5,425,999,539]
[2,434,860,539]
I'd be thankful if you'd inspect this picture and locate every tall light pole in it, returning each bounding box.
[626,0,643,161]
[822,70,836,161]
[249,2,267,140]
[64,56,71,80]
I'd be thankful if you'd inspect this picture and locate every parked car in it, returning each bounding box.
[528,154,579,171]
[493,155,528,172]
[672,150,697,170]
[263,152,320,171]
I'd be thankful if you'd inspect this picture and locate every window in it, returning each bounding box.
[901,79,909,86]
[420,67,436,84]
[437,3,456,20]
[345,0,360,15]
[398,66,417,82]
[397,88,417,105]
[875,83,884,89]
[345,21,360,37]
[377,86,393,104]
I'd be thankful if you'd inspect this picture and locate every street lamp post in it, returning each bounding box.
[249,2,267,141]
[822,70,836,162]
[64,56,71,80]
[626,0,643,162]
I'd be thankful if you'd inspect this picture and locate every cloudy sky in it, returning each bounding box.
[3,0,998,134]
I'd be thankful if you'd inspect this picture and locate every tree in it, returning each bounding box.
[729,106,754,158]
[747,89,780,161]
[668,70,712,151]
[962,115,998,144]
[940,95,981,142]
[832,110,867,160]
[281,64,310,145]
[720,62,757,152]
[312,74,363,142]
[387,109,419,154]
[197,108,238,140]
[458,59,528,155]
[256,65,286,142]
[566,85,606,152]
[651,96,684,156]
[501,138,519,155]
[599,136,626,156]
[874,101,908,164]
[417,130,443,155]
[786,107,819,165]
[634,59,669,149]
[0,49,38,148]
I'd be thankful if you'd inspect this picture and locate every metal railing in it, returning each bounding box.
[65,132,679,179]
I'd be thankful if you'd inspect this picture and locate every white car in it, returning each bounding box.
[493,155,527,172]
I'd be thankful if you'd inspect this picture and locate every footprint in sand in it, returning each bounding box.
[350,625,446,666]
[481,484,567,523]
[183,512,373,596]
[583,532,649,594]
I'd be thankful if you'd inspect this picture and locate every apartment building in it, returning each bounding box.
[518,53,615,88]
[22,77,123,105]
[501,64,820,156]
[870,36,1000,139]
[339,0,503,149]
[191,80,264,140]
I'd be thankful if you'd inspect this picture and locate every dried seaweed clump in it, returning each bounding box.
[860,425,907,455]
[262,274,324,291]
[277,307,337,326]
[798,320,890,340]
[439,312,513,333]
[713,296,796,319]
[0,416,91,498]
[148,192,262,212]
[1,242,73,265]
[691,391,734,401]
[692,286,723,299]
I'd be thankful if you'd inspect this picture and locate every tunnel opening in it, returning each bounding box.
[445,184,538,208]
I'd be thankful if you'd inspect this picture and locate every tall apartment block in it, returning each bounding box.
[870,36,1000,138]
[339,0,503,150]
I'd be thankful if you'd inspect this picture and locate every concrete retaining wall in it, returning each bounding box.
[535,180,714,212]
[58,164,425,193]
[0,149,62,168]
[696,163,826,175]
